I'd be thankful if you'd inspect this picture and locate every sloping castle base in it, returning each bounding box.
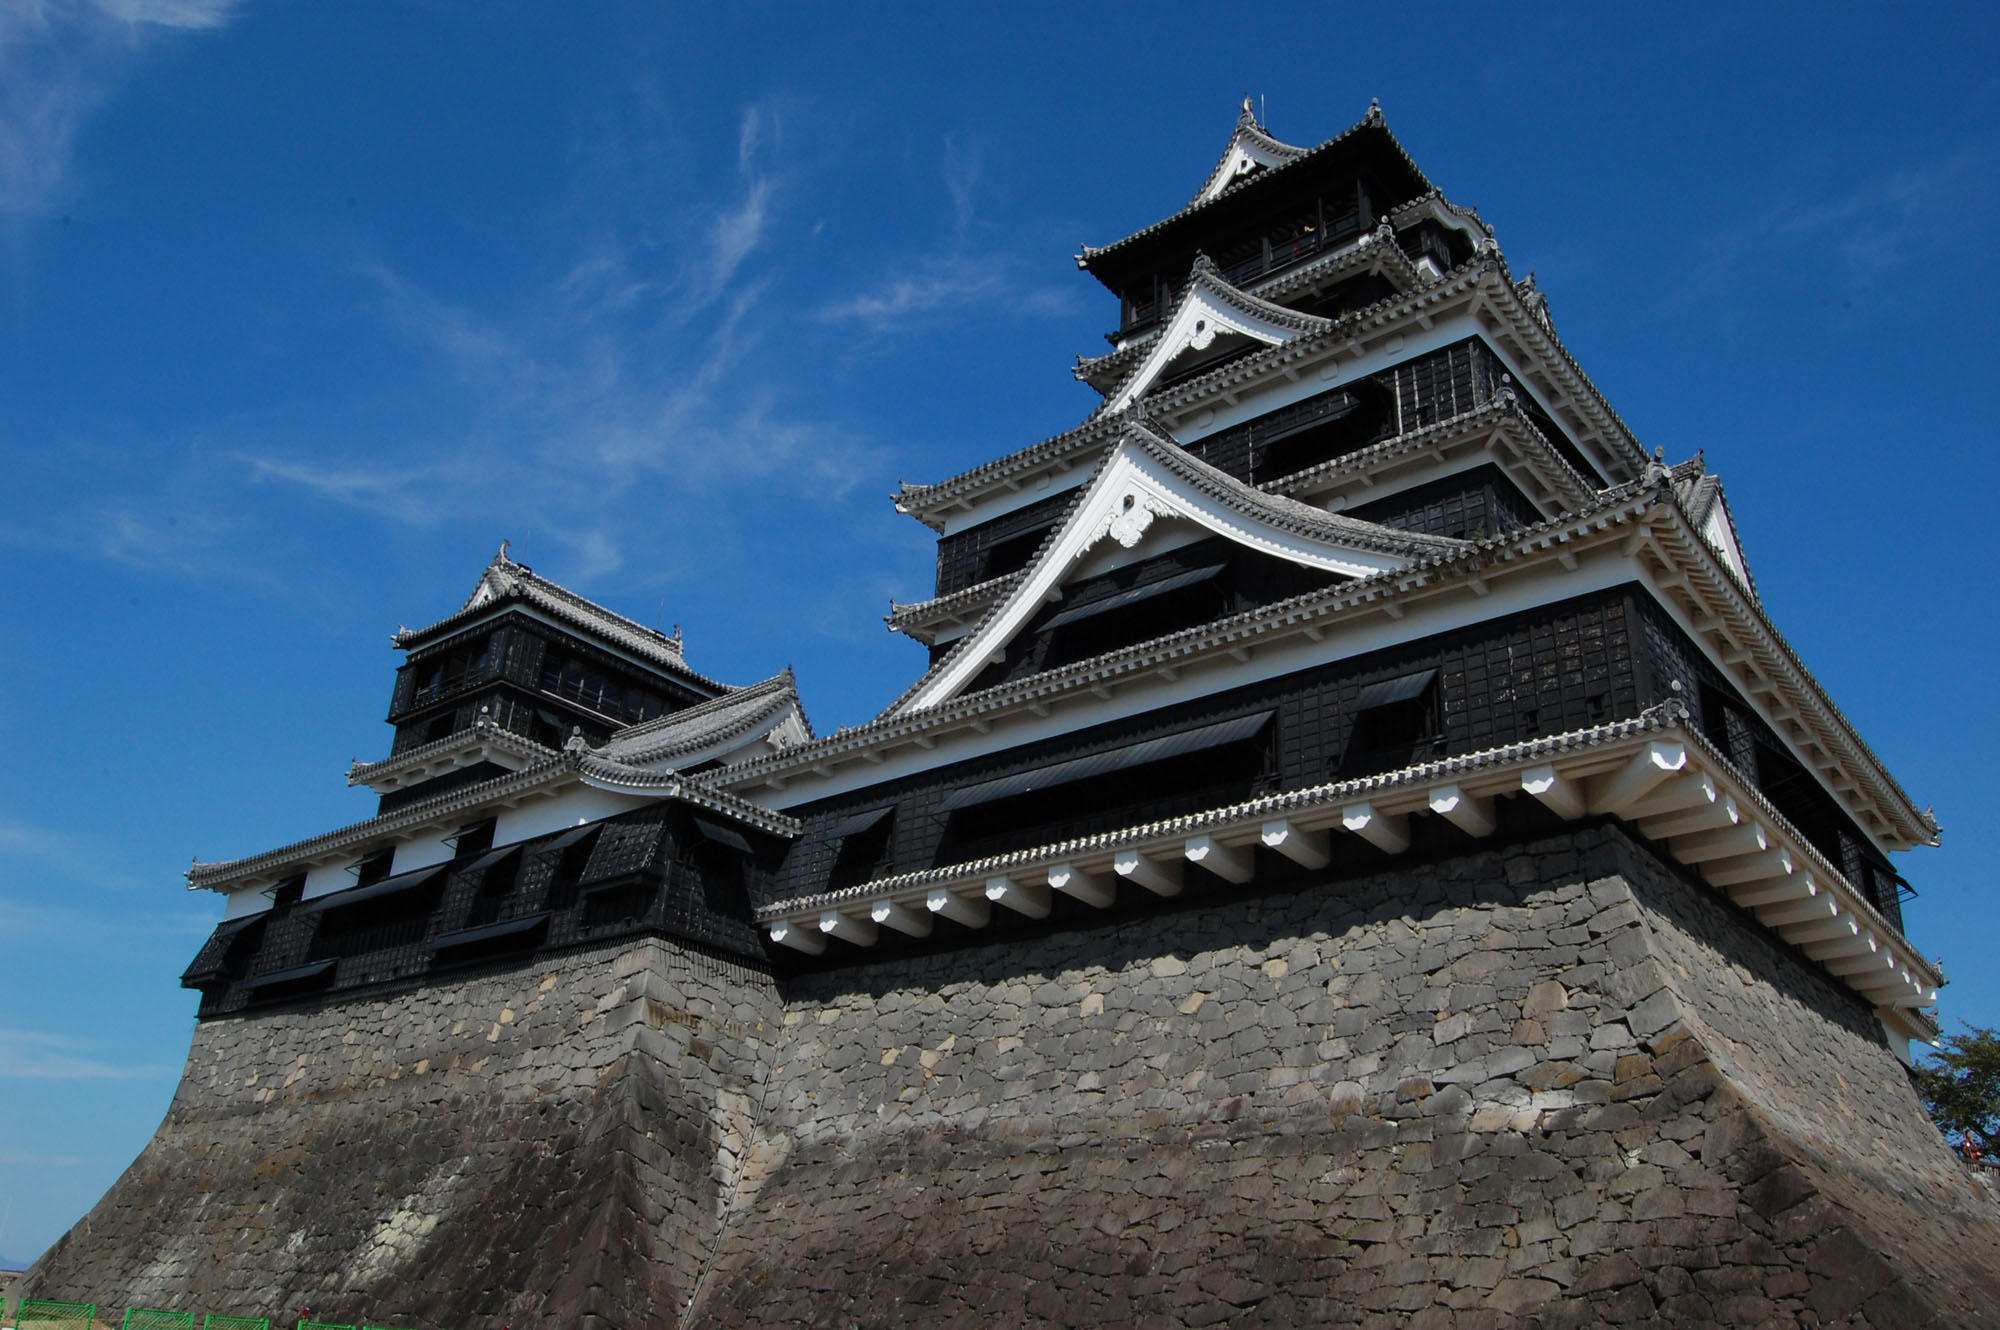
[25,828,2000,1327]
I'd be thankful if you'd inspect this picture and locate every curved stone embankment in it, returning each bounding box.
[21,828,2000,1328]
[23,940,778,1328]
[693,828,2000,1328]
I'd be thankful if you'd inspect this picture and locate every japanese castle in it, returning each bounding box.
[182,98,1942,1053]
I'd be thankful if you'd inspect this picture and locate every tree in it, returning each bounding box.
[1914,1025,2000,1154]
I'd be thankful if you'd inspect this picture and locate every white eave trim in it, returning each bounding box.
[895,431,1418,714]
[899,256,1645,525]
[1102,272,1331,415]
[758,718,1941,1021]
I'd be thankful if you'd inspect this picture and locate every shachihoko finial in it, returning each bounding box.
[1240,94,1255,122]
[496,539,511,562]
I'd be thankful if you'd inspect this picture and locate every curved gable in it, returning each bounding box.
[890,421,1458,715]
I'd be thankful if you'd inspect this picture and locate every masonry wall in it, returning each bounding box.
[695,827,2000,1328]
[24,939,782,1329]
[22,828,2000,1328]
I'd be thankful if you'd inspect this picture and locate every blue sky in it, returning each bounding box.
[2,1,1996,1267]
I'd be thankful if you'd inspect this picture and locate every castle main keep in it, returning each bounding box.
[22,101,2000,1328]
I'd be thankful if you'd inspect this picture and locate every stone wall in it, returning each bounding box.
[22,827,2000,1327]
[694,827,2000,1327]
[24,939,781,1328]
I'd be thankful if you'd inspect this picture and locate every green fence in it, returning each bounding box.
[123,1311,196,1330]
[17,1302,97,1330]
[0,1306,420,1330]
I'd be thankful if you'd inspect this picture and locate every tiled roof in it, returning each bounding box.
[1078,101,1435,271]
[751,708,1940,1018]
[758,707,1686,918]
[1263,390,1596,513]
[590,671,808,768]
[735,473,1937,853]
[1136,416,1467,557]
[879,416,1469,720]
[1184,98,1312,209]
[394,546,728,693]
[1080,254,1335,414]
[899,253,1647,526]
[347,717,557,789]
[191,755,585,890]
[1073,222,1421,390]
[886,573,1023,644]
[192,739,803,894]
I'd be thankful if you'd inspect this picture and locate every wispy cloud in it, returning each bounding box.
[0,1029,174,1080]
[240,453,444,526]
[231,97,889,582]
[0,818,141,891]
[0,0,249,218]
[817,138,1078,332]
[1688,144,1997,305]
[1755,147,1991,278]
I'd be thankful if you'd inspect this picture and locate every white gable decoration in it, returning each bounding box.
[1102,260,1332,415]
[894,426,1426,714]
[1190,98,1310,207]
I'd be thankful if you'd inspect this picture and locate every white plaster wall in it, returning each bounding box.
[222,886,270,921]
[495,788,651,845]
[391,834,456,875]
[302,860,356,902]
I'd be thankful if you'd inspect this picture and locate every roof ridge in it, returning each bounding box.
[875,415,1468,719]
[391,549,732,693]
[1088,256,1335,417]
[899,257,1496,518]
[1079,102,1435,268]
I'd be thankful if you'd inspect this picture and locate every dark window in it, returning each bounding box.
[539,825,602,913]
[461,847,522,928]
[581,883,655,930]
[983,524,1054,581]
[450,819,496,861]
[306,868,447,961]
[271,874,305,909]
[353,848,395,887]
[532,709,571,749]
[936,713,1273,867]
[1342,670,1442,775]
[415,636,492,705]
[540,653,666,725]
[828,808,895,892]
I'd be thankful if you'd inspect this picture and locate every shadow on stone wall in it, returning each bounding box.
[18,829,2000,1329]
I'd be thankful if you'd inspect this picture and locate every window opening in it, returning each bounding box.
[1342,670,1443,775]
[828,808,895,892]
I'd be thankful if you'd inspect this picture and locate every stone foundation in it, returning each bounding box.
[22,828,2000,1327]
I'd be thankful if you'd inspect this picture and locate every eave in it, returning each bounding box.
[731,480,1936,857]
[897,256,1648,528]
[755,714,1940,1032]
[1386,190,1495,246]
[1078,104,1435,286]
[1075,221,1425,393]
[192,751,801,896]
[348,719,557,793]
[591,671,810,770]
[396,561,729,695]
[888,420,1468,716]
[722,490,1672,797]
[192,756,589,893]
[887,572,1023,646]
[1625,501,1935,851]
[1268,391,1598,519]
